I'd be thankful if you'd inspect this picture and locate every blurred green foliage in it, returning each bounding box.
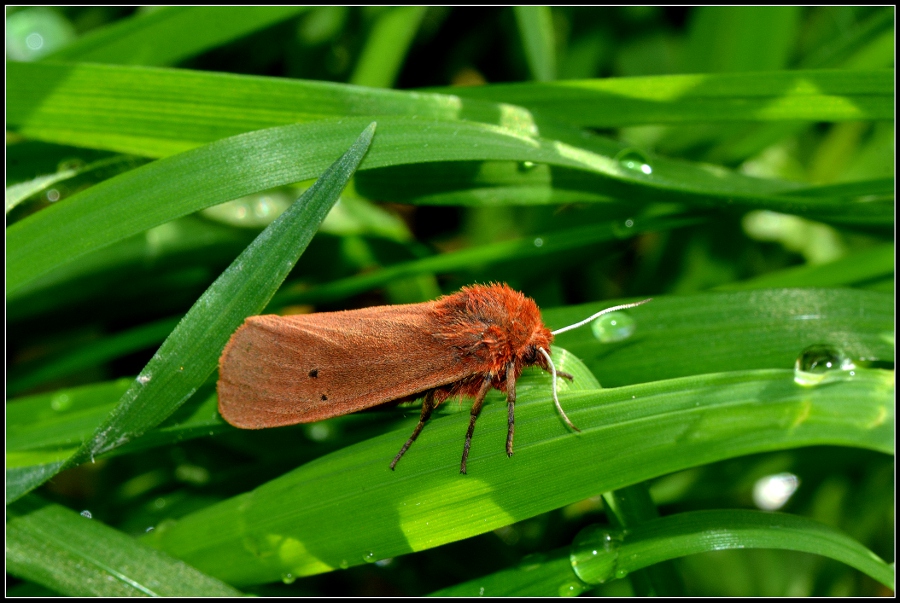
[6,6,894,597]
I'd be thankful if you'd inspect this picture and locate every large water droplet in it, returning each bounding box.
[794,344,855,386]
[570,525,626,584]
[615,149,653,175]
[592,311,638,343]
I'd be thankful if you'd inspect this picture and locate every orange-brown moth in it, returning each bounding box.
[218,283,650,473]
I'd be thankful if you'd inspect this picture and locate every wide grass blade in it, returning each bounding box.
[142,360,892,585]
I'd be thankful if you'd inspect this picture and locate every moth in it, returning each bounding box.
[218,283,649,473]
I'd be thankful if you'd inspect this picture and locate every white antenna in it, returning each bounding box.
[536,346,580,432]
[545,298,652,430]
[551,298,652,335]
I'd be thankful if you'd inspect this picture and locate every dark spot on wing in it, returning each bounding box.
[308,369,318,378]
[321,394,328,401]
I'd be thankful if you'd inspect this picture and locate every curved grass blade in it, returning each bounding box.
[10,64,891,157]
[2,117,618,294]
[7,495,242,596]
[14,113,881,297]
[142,364,892,586]
[5,122,376,504]
[570,510,894,590]
[7,61,540,157]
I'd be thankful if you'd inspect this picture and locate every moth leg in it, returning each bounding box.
[390,391,436,471]
[557,370,574,382]
[506,361,516,458]
[460,377,493,475]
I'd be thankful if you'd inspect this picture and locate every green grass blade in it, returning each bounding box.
[350,6,427,88]
[570,510,894,589]
[431,547,589,597]
[436,69,895,126]
[142,362,892,585]
[7,61,538,157]
[514,6,557,82]
[548,288,893,387]
[45,6,309,66]
[7,495,242,596]
[9,63,891,158]
[5,123,376,503]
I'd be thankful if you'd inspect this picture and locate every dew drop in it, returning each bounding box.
[80,510,92,519]
[615,148,653,175]
[533,237,544,247]
[305,423,332,442]
[518,160,537,172]
[591,311,638,343]
[612,217,637,239]
[339,559,350,569]
[363,551,377,563]
[558,581,587,597]
[794,344,855,386]
[569,525,626,584]
[282,573,296,584]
